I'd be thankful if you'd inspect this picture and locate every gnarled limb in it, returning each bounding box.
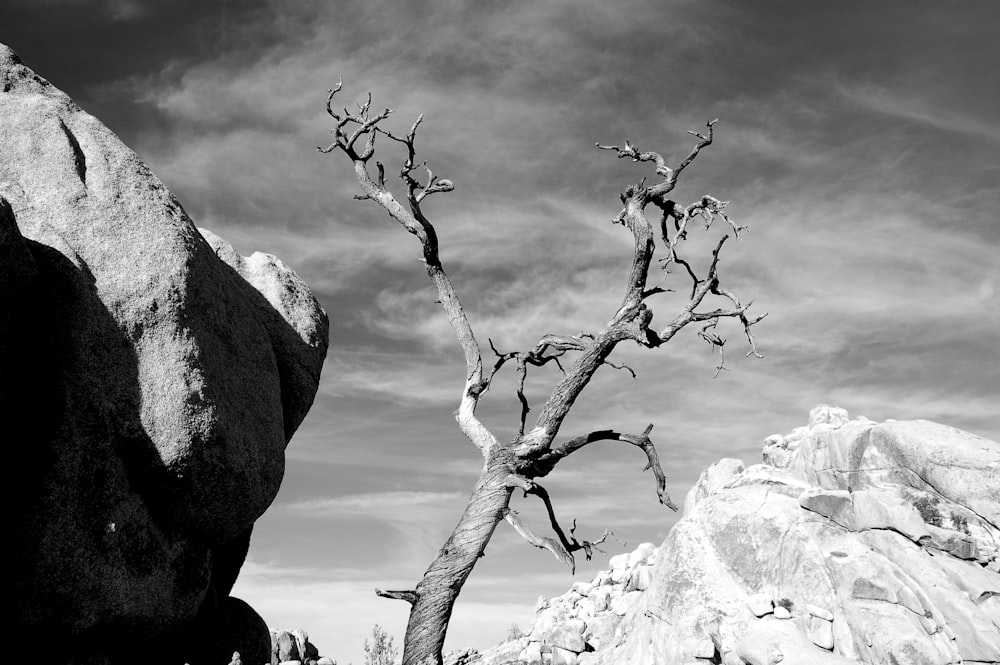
[504,508,575,570]
[505,475,615,573]
[520,425,678,511]
[376,589,418,605]
[319,82,494,455]
[489,332,638,435]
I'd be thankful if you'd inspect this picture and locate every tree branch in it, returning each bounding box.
[504,475,616,574]
[320,81,495,454]
[522,425,678,511]
[376,589,418,605]
[504,508,575,571]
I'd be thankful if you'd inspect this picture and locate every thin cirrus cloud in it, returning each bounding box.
[838,81,1000,145]
[283,490,468,566]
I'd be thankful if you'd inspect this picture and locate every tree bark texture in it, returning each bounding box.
[400,460,513,665]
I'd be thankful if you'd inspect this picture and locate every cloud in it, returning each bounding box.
[837,81,1000,145]
[284,491,468,565]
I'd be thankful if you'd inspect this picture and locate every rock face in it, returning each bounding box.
[1,44,329,665]
[468,541,660,665]
[270,628,323,665]
[472,407,999,665]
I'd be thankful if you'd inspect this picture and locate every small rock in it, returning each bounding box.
[592,571,611,586]
[809,404,849,427]
[626,565,654,592]
[628,543,656,568]
[689,637,716,658]
[588,588,611,612]
[748,593,773,617]
[576,598,596,618]
[519,641,543,665]
[316,658,336,665]
[545,624,586,653]
[806,603,833,621]
[610,595,632,616]
[572,581,594,596]
[809,616,834,650]
[609,591,643,615]
[608,553,630,571]
[773,605,791,619]
[722,651,744,665]
[551,646,578,665]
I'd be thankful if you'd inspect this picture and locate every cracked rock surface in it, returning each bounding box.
[471,406,999,665]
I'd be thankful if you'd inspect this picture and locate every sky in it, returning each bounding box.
[3,1,999,662]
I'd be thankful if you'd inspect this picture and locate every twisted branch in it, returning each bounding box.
[319,81,495,454]
[505,475,615,573]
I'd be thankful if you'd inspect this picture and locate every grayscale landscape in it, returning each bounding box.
[3,2,998,664]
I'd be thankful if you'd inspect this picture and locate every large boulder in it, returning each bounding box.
[1,43,329,664]
[594,406,1000,664]
[470,407,999,665]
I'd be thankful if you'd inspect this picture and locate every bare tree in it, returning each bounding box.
[318,80,765,665]
[364,624,400,665]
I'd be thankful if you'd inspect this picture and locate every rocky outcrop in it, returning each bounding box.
[467,541,660,665]
[269,628,330,665]
[472,407,999,665]
[1,44,329,665]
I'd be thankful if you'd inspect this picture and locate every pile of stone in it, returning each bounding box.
[471,541,661,665]
[471,406,999,665]
[268,629,335,665]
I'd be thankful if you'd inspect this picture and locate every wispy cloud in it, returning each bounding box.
[285,491,467,566]
[837,81,1000,144]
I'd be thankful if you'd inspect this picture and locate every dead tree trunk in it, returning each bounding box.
[391,462,514,665]
[319,81,765,665]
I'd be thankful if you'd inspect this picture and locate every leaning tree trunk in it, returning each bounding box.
[401,460,514,665]
[320,85,764,665]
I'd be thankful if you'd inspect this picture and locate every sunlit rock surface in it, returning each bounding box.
[472,406,999,665]
[1,43,329,665]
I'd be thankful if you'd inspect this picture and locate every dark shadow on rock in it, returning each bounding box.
[3,199,289,665]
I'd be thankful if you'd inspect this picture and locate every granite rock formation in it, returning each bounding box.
[269,628,328,665]
[1,43,329,665]
[470,407,999,665]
